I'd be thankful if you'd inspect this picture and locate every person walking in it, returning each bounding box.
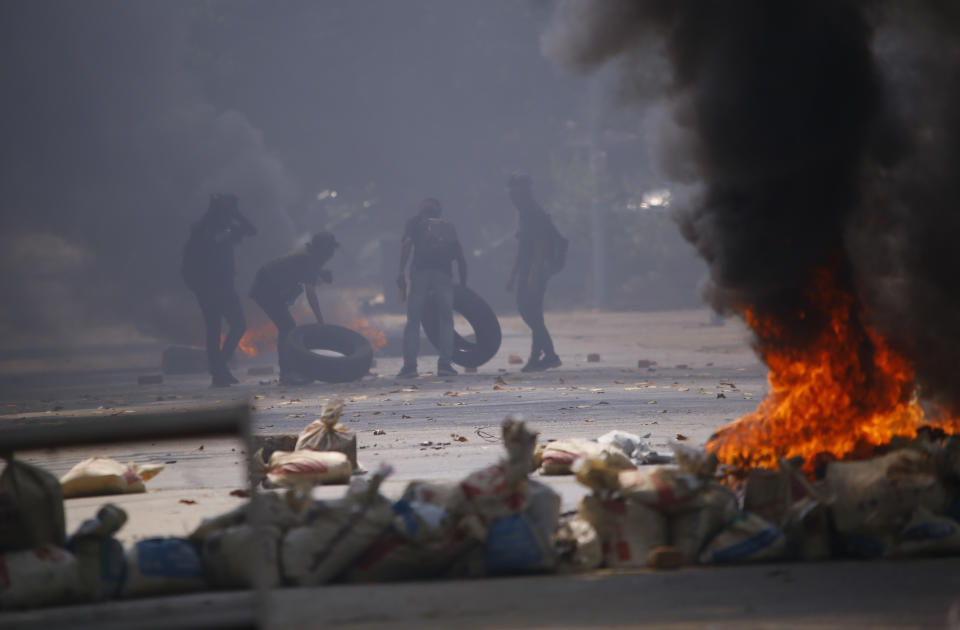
[506,173,566,372]
[181,193,257,387]
[396,198,467,378]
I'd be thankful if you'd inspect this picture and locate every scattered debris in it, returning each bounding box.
[637,360,657,368]
[229,489,250,498]
[508,354,524,365]
[587,353,601,363]
[179,499,197,505]
[373,429,386,436]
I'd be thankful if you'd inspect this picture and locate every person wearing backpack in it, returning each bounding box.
[181,193,257,387]
[506,173,566,372]
[396,197,467,378]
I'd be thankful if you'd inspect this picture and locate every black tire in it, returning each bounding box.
[284,324,373,383]
[422,285,502,368]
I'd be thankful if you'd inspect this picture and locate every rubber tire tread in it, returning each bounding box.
[422,285,502,368]
[284,323,373,383]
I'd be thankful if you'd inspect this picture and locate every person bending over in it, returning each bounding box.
[250,231,338,385]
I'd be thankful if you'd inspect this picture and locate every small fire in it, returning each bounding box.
[708,268,960,472]
[237,320,276,358]
[348,318,388,352]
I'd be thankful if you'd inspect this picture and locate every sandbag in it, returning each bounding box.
[826,449,946,536]
[578,495,667,568]
[295,399,358,470]
[281,466,394,585]
[895,508,960,557]
[617,468,704,514]
[122,538,206,598]
[484,480,559,574]
[60,457,164,498]
[0,546,83,610]
[0,456,66,552]
[258,449,352,488]
[669,483,739,564]
[539,439,635,476]
[699,512,785,564]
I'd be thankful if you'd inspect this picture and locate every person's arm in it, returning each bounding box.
[454,241,467,287]
[305,282,324,324]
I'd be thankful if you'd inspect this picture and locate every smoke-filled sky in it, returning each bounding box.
[4,1,650,347]
[543,0,960,413]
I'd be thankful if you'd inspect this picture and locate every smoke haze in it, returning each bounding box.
[543,0,960,412]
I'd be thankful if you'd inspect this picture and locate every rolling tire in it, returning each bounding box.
[284,324,373,383]
[422,285,502,368]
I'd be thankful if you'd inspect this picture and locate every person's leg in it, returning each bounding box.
[516,279,542,366]
[255,297,297,377]
[219,289,246,382]
[196,291,228,385]
[432,271,456,373]
[400,269,428,375]
[532,276,556,360]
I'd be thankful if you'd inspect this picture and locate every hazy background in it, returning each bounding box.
[0,0,706,351]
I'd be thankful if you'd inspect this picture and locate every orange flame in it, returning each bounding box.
[237,320,277,357]
[707,268,960,472]
[348,318,388,352]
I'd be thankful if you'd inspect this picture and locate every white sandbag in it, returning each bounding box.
[295,399,358,470]
[617,467,704,514]
[540,438,635,475]
[259,449,352,488]
[281,466,394,585]
[578,495,667,568]
[60,457,163,498]
[0,545,83,609]
[826,449,946,536]
[597,430,650,458]
[122,538,206,598]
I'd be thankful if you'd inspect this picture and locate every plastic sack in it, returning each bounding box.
[539,438,635,475]
[0,456,66,552]
[483,480,560,574]
[826,449,946,536]
[895,508,960,557]
[60,457,164,498]
[68,504,128,601]
[578,495,667,568]
[258,448,352,488]
[281,465,394,585]
[295,399,358,470]
[597,430,650,459]
[191,492,301,541]
[699,512,785,564]
[0,545,82,609]
[122,538,206,598]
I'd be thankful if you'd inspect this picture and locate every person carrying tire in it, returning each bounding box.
[506,173,567,372]
[250,231,338,385]
[396,198,467,378]
[181,193,257,388]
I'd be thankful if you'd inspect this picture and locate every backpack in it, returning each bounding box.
[418,218,459,261]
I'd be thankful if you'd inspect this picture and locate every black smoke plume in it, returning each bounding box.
[544,0,960,413]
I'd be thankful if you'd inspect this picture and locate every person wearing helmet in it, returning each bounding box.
[396,197,467,378]
[506,173,563,372]
[250,231,339,385]
[181,193,257,388]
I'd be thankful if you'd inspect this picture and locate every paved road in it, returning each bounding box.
[3,309,958,629]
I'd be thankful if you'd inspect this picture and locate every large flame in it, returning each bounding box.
[707,269,960,472]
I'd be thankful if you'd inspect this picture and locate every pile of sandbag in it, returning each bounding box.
[256,399,358,488]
